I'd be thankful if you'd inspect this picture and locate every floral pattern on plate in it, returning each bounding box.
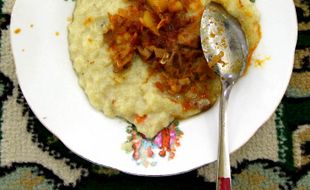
[122,121,183,167]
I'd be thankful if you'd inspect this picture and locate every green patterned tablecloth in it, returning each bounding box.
[0,0,309,189]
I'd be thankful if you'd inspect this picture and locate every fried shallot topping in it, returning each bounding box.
[104,0,219,111]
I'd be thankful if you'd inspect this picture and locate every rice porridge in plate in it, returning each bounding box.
[68,0,261,138]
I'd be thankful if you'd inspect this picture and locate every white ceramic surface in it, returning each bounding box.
[10,0,297,175]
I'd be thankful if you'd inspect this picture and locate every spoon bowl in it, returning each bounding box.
[201,3,248,82]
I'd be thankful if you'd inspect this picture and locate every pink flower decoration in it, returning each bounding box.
[154,132,162,147]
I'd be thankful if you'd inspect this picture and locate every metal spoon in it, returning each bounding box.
[200,3,248,190]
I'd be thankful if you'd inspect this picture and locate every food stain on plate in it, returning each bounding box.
[122,121,183,167]
[14,28,22,34]
[254,56,271,67]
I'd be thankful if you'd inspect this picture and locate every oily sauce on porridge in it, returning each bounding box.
[104,0,220,112]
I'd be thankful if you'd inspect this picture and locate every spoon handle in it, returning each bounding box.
[216,81,233,190]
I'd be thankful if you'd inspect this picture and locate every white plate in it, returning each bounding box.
[10,0,297,175]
